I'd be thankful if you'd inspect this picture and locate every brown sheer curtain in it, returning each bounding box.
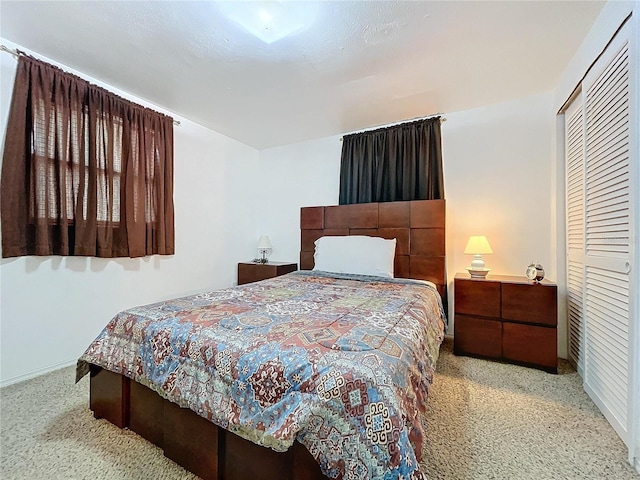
[1,55,174,258]
[338,117,444,204]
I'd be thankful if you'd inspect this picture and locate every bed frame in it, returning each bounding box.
[89,199,446,480]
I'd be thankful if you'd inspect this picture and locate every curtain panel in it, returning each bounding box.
[338,117,444,204]
[1,55,174,258]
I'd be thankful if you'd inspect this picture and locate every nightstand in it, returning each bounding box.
[237,262,297,285]
[453,273,558,373]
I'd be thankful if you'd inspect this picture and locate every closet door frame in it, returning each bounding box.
[630,9,639,473]
[564,93,586,377]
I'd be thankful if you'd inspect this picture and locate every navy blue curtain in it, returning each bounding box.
[339,117,444,204]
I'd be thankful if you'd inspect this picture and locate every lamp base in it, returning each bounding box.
[257,248,270,264]
[466,267,491,278]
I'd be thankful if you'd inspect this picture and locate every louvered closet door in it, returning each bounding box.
[565,96,585,376]
[582,25,633,446]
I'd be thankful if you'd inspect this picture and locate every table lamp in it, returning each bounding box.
[464,235,493,278]
[257,235,272,264]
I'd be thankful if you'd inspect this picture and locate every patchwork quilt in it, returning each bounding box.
[77,270,446,480]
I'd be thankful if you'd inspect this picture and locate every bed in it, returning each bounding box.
[77,199,447,480]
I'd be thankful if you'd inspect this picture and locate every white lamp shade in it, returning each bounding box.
[464,236,493,255]
[257,235,272,249]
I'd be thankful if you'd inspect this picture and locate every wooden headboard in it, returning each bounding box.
[300,199,447,299]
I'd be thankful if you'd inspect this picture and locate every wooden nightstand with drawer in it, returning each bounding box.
[453,273,558,373]
[237,262,297,285]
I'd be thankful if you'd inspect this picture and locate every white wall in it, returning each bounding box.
[256,92,559,352]
[0,40,260,386]
[256,135,342,262]
[442,92,555,281]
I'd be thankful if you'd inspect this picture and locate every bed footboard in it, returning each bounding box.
[89,365,326,480]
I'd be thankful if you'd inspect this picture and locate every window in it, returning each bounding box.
[338,117,444,205]
[1,54,174,258]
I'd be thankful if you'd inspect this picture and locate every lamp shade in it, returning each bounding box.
[464,236,493,255]
[257,235,272,249]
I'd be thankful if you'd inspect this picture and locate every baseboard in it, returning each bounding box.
[0,358,77,388]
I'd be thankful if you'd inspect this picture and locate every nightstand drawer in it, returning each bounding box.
[454,315,502,358]
[502,283,557,326]
[503,322,557,372]
[454,279,501,318]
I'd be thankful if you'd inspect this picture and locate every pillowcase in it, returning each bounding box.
[313,235,396,278]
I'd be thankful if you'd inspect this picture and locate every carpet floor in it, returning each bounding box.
[1,338,638,479]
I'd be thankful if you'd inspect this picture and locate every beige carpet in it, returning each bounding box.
[1,338,638,479]
[420,339,638,479]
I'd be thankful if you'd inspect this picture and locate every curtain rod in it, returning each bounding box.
[1,44,181,127]
[339,113,447,141]
[1,44,20,57]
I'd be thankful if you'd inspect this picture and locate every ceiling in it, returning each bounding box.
[1,1,605,150]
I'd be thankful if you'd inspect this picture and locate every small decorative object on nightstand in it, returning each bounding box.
[526,262,545,283]
[237,262,297,285]
[464,235,493,278]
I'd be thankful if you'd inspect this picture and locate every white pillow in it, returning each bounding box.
[313,235,396,278]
